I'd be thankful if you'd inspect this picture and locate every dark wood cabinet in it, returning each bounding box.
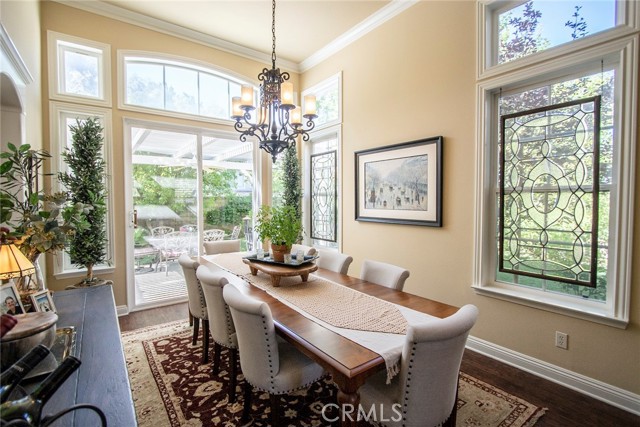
[44,285,137,426]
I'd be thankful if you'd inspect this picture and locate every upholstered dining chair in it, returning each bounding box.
[360,259,410,291]
[203,239,241,255]
[359,304,479,427]
[223,284,325,425]
[178,254,209,364]
[196,265,240,402]
[316,248,354,275]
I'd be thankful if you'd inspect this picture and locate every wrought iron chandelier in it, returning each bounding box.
[231,0,317,163]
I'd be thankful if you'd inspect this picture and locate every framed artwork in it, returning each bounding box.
[1,283,26,315]
[355,136,443,227]
[30,290,56,313]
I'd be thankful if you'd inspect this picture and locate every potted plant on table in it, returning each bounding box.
[254,205,302,262]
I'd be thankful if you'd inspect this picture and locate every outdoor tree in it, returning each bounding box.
[59,117,109,285]
[281,144,302,221]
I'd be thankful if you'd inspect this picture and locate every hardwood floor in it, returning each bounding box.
[119,303,639,427]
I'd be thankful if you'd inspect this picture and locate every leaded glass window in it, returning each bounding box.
[310,150,337,242]
[499,97,600,287]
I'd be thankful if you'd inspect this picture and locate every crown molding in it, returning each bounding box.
[51,0,294,71]
[0,23,34,84]
[51,0,418,75]
[299,0,419,72]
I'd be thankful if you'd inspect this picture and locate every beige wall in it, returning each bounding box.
[301,1,640,395]
[39,2,296,306]
[1,0,42,149]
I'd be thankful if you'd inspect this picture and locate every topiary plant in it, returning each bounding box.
[58,117,109,285]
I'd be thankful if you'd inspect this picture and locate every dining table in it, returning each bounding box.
[199,253,459,427]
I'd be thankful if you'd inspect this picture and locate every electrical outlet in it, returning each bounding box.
[555,331,568,349]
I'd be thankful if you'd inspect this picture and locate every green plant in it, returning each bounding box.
[0,143,88,291]
[58,117,109,283]
[281,144,302,219]
[254,205,302,247]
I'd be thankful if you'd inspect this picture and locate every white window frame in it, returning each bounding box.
[118,50,254,125]
[47,31,111,107]
[49,101,115,278]
[477,0,639,79]
[473,31,638,328]
[303,126,343,251]
[302,71,343,132]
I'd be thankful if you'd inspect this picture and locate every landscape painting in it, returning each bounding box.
[355,136,442,227]
[364,155,428,211]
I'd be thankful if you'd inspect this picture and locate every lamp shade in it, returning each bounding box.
[0,243,35,280]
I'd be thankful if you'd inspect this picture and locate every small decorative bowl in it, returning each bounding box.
[1,312,58,370]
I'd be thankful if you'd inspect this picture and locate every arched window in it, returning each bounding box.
[120,52,247,122]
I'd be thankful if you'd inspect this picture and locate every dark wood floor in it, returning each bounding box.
[119,303,639,427]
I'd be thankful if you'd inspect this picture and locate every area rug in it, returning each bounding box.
[122,320,546,427]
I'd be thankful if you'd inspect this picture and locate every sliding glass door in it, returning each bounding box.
[124,120,257,311]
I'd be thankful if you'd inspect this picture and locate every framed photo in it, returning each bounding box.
[355,136,443,227]
[30,290,56,313]
[1,283,26,315]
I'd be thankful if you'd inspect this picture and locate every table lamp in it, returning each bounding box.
[1,242,57,371]
[0,242,36,282]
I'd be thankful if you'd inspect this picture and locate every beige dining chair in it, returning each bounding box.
[178,254,209,364]
[291,244,316,256]
[359,304,479,427]
[223,284,325,426]
[196,265,240,402]
[203,239,241,255]
[361,259,410,291]
[316,248,354,275]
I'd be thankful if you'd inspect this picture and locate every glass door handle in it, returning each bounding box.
[130,210,138,228]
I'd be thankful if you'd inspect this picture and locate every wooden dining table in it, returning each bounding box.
[199,254,459,427]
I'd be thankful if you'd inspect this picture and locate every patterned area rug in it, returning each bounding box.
[123,320,546,427]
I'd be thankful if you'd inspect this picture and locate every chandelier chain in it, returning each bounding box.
[271,0,277,68]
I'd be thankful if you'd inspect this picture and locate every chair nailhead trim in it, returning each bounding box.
[401,342,417,427]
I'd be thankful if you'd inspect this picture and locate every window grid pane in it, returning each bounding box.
[497,0,617,65]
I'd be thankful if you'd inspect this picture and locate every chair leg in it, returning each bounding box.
[213,342,221,374]
[229,348,238,402]
[270,393,280,426]
[241,382,252,423]
[202,320,210,364]
[189,312,193,326]
[192,317,199,345]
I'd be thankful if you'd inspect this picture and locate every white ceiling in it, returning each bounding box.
[74,1,409,68]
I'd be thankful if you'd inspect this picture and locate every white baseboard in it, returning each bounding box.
[116,305,129,317]
[466,336,640,416]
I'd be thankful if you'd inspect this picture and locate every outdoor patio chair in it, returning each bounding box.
[150,226,174,237]
[160,231,192,275]
[230,225,241,240]
[203,229,226,242]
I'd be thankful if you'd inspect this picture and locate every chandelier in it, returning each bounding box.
[231,0,317,163]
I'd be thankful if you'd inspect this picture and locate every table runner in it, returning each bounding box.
[212,253,408,334]
[207,253,440,382]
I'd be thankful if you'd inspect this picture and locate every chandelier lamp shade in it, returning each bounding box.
[231,0,317,162]
[0,243,36,280]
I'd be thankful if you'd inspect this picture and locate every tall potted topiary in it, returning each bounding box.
[58,117,110,286]
[254,205,302,262]
[281,144,302,221]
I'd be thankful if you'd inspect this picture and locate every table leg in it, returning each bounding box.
[332,375,364,427]
[301,272,310,282]
[271,276,281,287]
[249,266,258,275]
